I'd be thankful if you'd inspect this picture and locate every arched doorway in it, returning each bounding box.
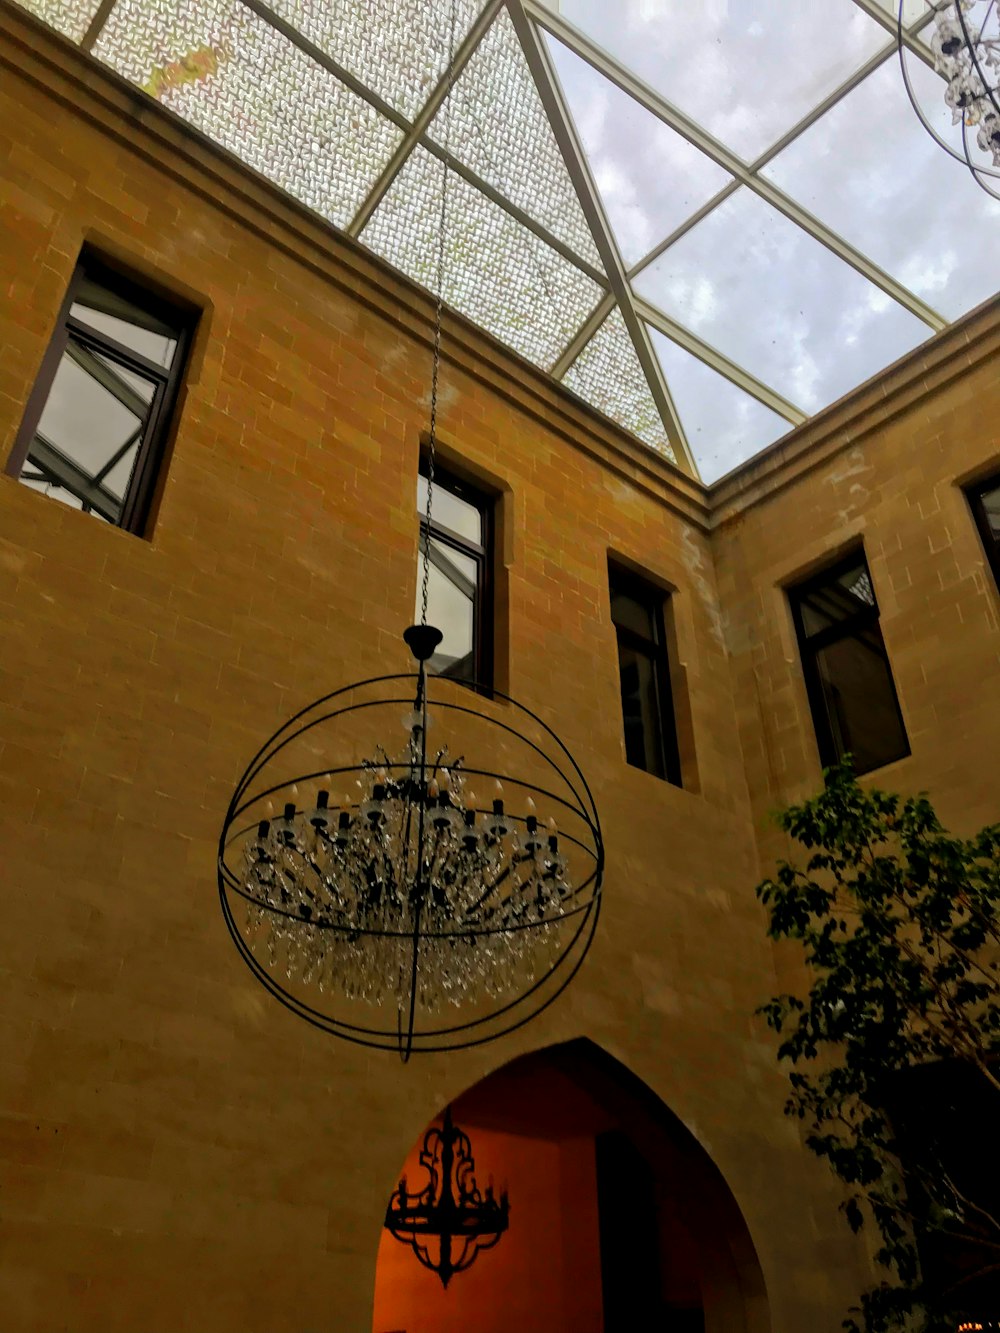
[372,1039,770,1333]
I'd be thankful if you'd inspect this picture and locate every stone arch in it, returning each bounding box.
[372,1037,771,1333]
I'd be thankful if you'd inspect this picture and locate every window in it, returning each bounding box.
[967,471,1000,590]
[416,462,492,690]
[609,565,682,784]
[7,252,193,533]
[790,550,909,775]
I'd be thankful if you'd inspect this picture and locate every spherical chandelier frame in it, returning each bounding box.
[218,663,604,1058]
[899,0,1000,198]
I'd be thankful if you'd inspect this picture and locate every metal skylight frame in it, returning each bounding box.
[16,0,991,484]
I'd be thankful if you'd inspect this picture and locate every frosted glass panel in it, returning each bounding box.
[650,329,790,484]
[428,10,600,267]
[635,187,929,413]
[563,308,674,459]
[361,146,603,369]
[264,0,485,120]
[546,35,732,268]
[11,0,101,41]
[95,0,404,227]
[763,59,1000,320]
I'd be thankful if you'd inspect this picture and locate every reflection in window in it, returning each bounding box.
[415,464,492,690]
[790,550,909,775]
[967,471,1000,591]
[609,565,682,785]
[9,254,193,533]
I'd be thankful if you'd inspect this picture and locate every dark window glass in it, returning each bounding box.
[790,551,909,775]
[8,253,193,533]
[967,471,1000,590]
[416,464,492,690]
[609,565,681,785]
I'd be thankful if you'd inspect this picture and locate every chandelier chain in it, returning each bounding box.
[420,0,460,630]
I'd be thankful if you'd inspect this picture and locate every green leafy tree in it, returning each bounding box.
[756,759,1000,1332]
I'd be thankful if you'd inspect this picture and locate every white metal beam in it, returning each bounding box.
[634,298,807,427]
[80,0,118,51]
[550,293,615,379]
[347,0,505,238]
[507,0,695,476]
[525,0,947,333]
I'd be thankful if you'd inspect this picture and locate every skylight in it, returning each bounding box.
[16,0,1000,483]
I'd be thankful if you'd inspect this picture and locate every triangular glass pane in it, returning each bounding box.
[360,146,603,369]
[634,186,929,414]
[563,308,674,460]
[94,0,404,228]
[546,0,890,163]
[864,0,929,23]
[544,34,733,268]
[426,9,601,269]
[263,0,486,121]
[762,58,1000,320]
[11,0,100,40]
[649,329,791,484]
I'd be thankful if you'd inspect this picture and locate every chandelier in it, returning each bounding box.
[899,0,1000,197]
[217,0,603,1059]
[384,1106,509,1285]
[216,636,604,1057]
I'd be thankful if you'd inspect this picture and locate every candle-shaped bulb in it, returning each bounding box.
[466,791,477,808]
[439,769,451,792]
[427,778,439,799]
[547,817,557,834]
[526,797,536,815]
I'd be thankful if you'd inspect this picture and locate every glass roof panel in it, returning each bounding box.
[94,0,404,228]
[263,0,485,121]
[427,10,601,268]
[544,34,733,269]
[762,57,1000,320]
[12,0,101,40]
[563,308,674,460]
[15,0,1000,480]
[649,329,791,484]
[361,145,603,369]
[634,186,930,413]
[866,0,929,23]
[538,0,890,163]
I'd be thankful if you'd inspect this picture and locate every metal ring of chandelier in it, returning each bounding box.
[218,631,604,1059]
[899,0,1000,198]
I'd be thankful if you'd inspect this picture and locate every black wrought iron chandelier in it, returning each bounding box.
[216,0,603,1059]
[900,0,1000,197]
[384,1106,509,1285]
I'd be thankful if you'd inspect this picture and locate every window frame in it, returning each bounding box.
[966,470,1000,591]
[6,251,194,535]
[789,548,910,775]
[417,458,494,694]
[608,563,683,786]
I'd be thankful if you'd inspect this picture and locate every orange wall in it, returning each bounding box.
[373,1129,603,1333]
